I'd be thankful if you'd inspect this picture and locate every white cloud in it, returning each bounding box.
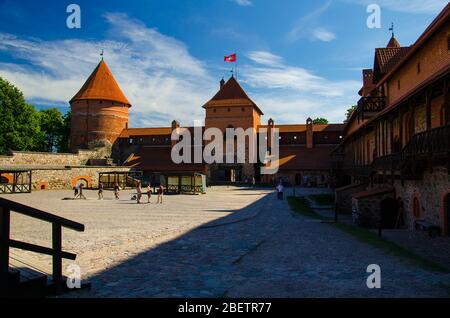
[312,27,336,42]
[287,1,335,43]
[233,0,253,7]
[242,51,360,123]
[0,15,358,127]
[0,13,216,127]
[341,0,448,14]
[247,51,283,67]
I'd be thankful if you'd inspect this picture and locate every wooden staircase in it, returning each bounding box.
[0,197,90,297]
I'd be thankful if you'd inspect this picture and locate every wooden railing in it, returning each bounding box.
[336,124,450,176]
[0,197,85,295]
[403,124,450,158]
[357,96,385,120]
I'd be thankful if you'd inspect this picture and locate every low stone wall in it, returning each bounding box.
[0,148,108,167]
[335,183,367,214]
[395,166,450,232]
[351,188,396,228]
[30,166,131,190]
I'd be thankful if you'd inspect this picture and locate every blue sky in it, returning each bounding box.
[0,0,447,127]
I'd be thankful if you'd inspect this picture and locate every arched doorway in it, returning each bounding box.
[380,197,398,229]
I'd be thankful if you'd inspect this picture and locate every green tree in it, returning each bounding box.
[0,77,45,154]
[346,105,357,120]
[57,110,71,153]
[313,117,329,125]
[39,108,64,152]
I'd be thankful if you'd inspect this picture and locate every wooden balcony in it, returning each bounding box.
[334,124,450,179]
[356,96,385,121]
[403,124,450,158]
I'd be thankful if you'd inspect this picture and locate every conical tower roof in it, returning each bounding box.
[203,76,263,114]
[386,36,401,48]
[70,60,131,106]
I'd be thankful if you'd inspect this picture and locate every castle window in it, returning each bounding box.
[294,136,297,140]
[129,138,133,144]
[417,62,421,74]
[241,108,245,112]
[213,108,216,113]
[397,80,401,90]
[227,108,231,112]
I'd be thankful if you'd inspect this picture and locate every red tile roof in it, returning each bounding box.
[70,60,131,106]
[352,187,395,199]
[203,76,264,114]
[275,145,335,171]
[124,147,206,172]
[119,127,172,138]
[374,46,410,74]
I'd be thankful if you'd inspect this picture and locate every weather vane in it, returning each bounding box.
[100,49,104,60]
[389,22,394,38]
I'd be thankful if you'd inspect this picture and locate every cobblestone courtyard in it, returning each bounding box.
[2,187,450,297]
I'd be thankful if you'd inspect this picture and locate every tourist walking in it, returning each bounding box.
[146,184,152,203]
[98,182,104,200]
[136,182,142,204]
[78,183,86,200]
[73,184,79,198]
[276,182,284,200]
[114,183,121,200]
[156,184,164,204]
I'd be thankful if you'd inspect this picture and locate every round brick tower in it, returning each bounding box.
[69,59,131,151]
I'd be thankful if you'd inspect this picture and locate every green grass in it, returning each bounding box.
[287,196,330,220]
[308,194,335,206]
[287,196,450,273]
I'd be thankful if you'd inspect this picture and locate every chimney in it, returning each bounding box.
[171,120,180,148]
[220,78,225,89]
[306,118,313,149]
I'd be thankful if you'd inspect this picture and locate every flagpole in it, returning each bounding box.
[235,51,238,80]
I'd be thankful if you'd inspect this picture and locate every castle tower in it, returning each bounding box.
[69,59,131,151]
[202,76,264,182]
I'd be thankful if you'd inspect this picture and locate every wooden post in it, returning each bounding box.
[0,207,11,295]
[52,223,62,294]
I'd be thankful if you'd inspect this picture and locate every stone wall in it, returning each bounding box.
[351,189,396,228]
[0,149,109,167]
[394,166,450,231]
[30,166,131,190]
[335,183,367,214]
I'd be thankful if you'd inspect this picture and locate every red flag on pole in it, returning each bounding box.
[224,53,236,62]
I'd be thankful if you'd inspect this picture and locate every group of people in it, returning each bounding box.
[135,181,165,204]
[97,182,122,200]
[96,181,165,204]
